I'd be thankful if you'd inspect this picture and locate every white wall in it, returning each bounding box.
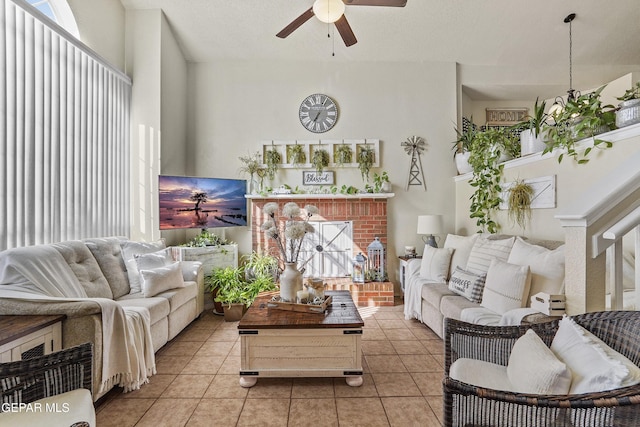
[187,60,458,287]
[67,0,125,70]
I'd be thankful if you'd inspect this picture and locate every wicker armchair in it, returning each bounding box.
[443,311,640,427]
[0,342,94,427]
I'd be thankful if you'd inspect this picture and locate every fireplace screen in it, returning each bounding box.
[299,221,353,278]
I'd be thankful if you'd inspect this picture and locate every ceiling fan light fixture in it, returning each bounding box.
[313,0,346,23]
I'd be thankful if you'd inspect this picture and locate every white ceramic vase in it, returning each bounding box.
[279,262,303,302]
[520,129,547,156]
[454,151,473,175]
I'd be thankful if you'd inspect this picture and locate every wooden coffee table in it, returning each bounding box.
[238,290,364,387]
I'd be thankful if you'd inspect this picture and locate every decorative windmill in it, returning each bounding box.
[401,136,426,190]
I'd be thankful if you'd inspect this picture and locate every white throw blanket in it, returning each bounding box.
[0,245,155,393]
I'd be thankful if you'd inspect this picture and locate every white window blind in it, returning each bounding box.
[1,0,131,250]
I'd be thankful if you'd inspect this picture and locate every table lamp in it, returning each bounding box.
[417,215,443,248]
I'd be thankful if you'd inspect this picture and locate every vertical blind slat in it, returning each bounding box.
[1,0,131,250]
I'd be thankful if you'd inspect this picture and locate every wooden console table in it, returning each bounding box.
[238,290,364,387]
[0,314,65,362]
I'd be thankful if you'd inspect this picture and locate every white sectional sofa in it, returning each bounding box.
[0,237,204,401]
[404,234,565,338]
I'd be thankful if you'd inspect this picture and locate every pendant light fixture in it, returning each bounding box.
[550,13,580,116]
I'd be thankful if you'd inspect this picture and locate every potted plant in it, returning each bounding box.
[519,98,549,156]
[264,146,281,180]
[451,117,477,175]
[543,85,615,164]
[334,144,352,166]
[208,266,247,320]
[287,143,306,167]
[243,251,279,282]
[507,179,534,229]
[311,147,330,173]
[182,229,230,248]
[370,171,391,193]
[616,81,640,128]
[467,127,520,233]
[357,145,375,182]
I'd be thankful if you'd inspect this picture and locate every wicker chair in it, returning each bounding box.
[443,311,640,427]
[0,342,94,427]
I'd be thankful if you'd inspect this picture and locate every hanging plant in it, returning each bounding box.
[468,127,520,233]
[507,180,534,229]
[287,144,306,167]
[311,148,330,173]
[334,144,353,166]
[264,147,281,180]
[357,145,375,182]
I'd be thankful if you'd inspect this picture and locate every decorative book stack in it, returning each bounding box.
[530,292,566,316]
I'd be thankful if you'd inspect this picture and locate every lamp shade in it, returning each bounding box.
[313,0,346,23]
[416,215,443,235]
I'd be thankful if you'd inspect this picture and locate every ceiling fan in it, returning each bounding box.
[276,0,407,47]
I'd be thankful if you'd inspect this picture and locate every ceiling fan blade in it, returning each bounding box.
[343,0,407,6]
[335,15,357,47]
[276,7,315,38]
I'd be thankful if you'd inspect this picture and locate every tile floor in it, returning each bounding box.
[95,299,445,426]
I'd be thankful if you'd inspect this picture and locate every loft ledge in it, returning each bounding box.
[245,193,395,200]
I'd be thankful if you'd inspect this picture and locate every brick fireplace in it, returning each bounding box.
[247,194,394,306]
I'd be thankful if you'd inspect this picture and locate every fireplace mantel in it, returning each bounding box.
[245,193,394,200]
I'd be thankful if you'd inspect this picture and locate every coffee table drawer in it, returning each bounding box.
[240,328,362,377]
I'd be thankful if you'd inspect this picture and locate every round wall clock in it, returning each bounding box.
[299,93,338,133]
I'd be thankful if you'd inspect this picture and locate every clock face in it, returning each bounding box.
[299,94,338,133]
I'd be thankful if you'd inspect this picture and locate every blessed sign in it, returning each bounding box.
[302,171,335,185]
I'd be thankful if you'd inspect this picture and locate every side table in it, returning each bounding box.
[398,255,421,294]
[0,314,65,362]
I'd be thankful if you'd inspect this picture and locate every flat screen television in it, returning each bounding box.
[158,175,247,230]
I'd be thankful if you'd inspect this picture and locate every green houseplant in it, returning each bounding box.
[451,117,477,174]
[507,179,534,229]
[357,145,375,181]
[311,148,330,173]
[543,85,615,164]
[519,98,549,156]
[264,146,282,180]
[615,81,640,128]
[468,127,520,233]
[334,144,353,166]
[287,143,306,167]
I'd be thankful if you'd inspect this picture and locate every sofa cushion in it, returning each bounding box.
[450,358,512,391]
[459,306,502,325]
[420,282,457,309]
[121,240,166,294]
[507,329,572,395]
[419,246,453,282]
[448,266,486,303]
[156,281,198,312]
[481,259,531,315]
[443,233,479,279]
[507,237,565,299]
[551,316,640,394]
[139,262,185,298]
[116,296,170,325]
[84,237,130,299]
[51,241,113,299]
[465,236,515,274]
[441,295,482,322]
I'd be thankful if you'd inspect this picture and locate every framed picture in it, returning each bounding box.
[302,171,334,185]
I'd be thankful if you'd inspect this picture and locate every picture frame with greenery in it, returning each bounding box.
[334,144,353,166]
[287,143,306,167]
[357,145,375,181]
[264,146,282,180]
[507,179,534,229]
[311,148,330,173]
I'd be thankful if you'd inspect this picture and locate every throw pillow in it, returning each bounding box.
[507,237,565,298]
[507,329,572,394]
[465,236,515,274]
[448,266,486,303]
[551,316,640,394]
[443,233,480,280]
[121,240,166,294]
[139,261,185,298]
[135,249,172,272]
[419,246,454,283]
[481,259,531,315]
